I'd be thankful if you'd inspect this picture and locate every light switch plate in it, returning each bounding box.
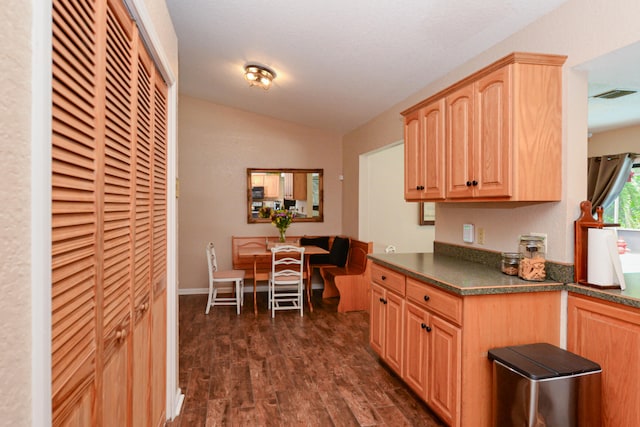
[463,224,474,243]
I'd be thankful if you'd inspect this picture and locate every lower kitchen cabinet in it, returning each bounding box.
[370,261,562,427]
[568,293,640,427]
[370,281,405,376]
[405,301,461,426]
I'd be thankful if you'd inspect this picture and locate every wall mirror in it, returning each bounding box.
[247,168,324,223]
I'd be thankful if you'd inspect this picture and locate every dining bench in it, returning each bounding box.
[319,239,373,313]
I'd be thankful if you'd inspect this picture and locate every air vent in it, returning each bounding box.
[592,89,637,99]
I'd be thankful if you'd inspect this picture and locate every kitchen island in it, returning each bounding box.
[368,252,563,427]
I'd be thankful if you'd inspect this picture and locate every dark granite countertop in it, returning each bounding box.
[368,253,564,296]
[369,252,640,310]
[567,273,640,309]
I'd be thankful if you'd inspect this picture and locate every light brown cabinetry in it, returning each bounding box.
[282,172,307,200]
[405,300,461,426]
[404,99,446,201]
[405,278,462,426]
[370,261,562,426]
[370,264,406,376]
[568,293,640,427]
[251,173,281,198]
[446,66,512,199]
[402,52,566,202]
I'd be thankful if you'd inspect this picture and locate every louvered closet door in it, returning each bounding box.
[132,34,153,427]
[51,0,98,424]
[101,1,134,425]
[52,0,169,425]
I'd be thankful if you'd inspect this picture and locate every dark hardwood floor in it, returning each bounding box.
[168,290,445,426]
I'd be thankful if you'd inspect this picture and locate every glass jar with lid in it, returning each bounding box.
[501,252,521,276]
[518,235,546,281]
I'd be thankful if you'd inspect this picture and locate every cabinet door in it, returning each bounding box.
[568,294,640,427]
[422,100,446,200]
[428,315,461,427]
[404,109,423,200]
[251,174,264,188]
[385,290,405,375]
[293,172,307,200]
[370,283,385,355]
[264,174,281,198]
[404,302,429,399]
[446,85,474,199]
[474,66,512,198]
[404,101,445,201]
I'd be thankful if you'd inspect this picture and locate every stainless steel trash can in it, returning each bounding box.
[488,343,601,427]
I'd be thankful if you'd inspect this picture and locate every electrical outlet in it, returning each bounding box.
[477,228,485,245]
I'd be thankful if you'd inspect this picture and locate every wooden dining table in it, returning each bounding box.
[238,244,329,315]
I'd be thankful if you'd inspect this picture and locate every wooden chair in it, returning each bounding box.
[205,242,245,314]
[268,245,305,317]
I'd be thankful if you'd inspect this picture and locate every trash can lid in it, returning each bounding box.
[488,343,601,380]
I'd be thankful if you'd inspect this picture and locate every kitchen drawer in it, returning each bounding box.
[371,263,405,296]
[406,278,462,326]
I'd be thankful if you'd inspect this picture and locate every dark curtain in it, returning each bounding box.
[587,152,635,213]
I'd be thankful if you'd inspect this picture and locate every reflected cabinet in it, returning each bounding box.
[247,168,324,223]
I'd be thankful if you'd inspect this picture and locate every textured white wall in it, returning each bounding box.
[1,0,33,425]
[360,143,435,253]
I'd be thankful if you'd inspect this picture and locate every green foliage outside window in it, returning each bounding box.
[603,165,640,229]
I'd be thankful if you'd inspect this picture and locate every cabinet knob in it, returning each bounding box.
[423,295,430,301]
[421,323,432,332]
[466,181,472,187]
[380,298,387,305]
[381,275,386,280]
[472,180,478,186]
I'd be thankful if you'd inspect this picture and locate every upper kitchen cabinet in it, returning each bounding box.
[447,66,512,199]
[403,52,567,202]
[251,172,281,198]
[404,99,446,201]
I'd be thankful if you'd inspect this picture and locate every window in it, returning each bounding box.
[603,161,640,229]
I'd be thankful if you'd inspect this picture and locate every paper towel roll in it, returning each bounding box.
[588,228,625,289]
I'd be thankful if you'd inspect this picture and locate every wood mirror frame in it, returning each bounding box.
[247,168,324,223]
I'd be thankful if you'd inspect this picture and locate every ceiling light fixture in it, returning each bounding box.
[244,64,276,90]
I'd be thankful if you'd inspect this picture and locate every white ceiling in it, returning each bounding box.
[166,0,640,135]
[579,42,640,133]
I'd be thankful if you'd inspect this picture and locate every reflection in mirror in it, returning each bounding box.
[247,168,324,223]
